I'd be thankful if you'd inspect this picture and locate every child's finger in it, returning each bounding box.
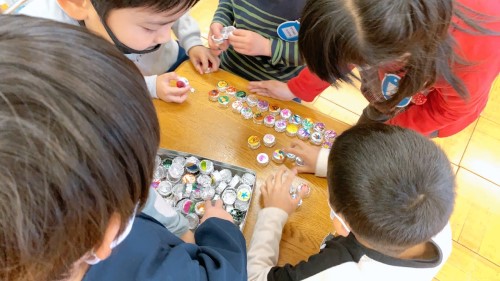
[160,72,178,81]
[274,167,288,187]
[260,183,268,197]
[265,173,275,190]
[213,199,224,209]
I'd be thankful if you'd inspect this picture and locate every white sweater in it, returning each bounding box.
[19,0,203,98]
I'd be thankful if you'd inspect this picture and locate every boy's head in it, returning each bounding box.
[327,124,455,254]
[58,0,199,53]
[0,14,159,280]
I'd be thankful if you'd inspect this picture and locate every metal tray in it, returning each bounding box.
[154,148,256,231]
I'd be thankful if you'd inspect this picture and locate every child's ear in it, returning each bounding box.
[93,213,121,261]
[57,0,92,21]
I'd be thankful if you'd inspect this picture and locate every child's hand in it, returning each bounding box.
[228,29,271,57]
[261,167,302,215]
[208,23,230,55]
[156,72,190,103]
[285,140,322,174]
[248,80,296,101]
[188,46,220,74]
[201,199,234,224]
[180,230,196,244]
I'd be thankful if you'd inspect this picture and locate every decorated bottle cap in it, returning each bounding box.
[211,170,223,185]
[229,175,241,189]
[172,183,185,200]
[161,158,173,169]
[297,183,311,198]
[167,163,184,182]
[280,108,292,120]
[196,174,213,188]
[272,149,286,164]
[257,100,269,112]
[285,123,299,137]
[208,89,220,102]
[289,114,302,125]
[199,159,214,175]
[217,95,230,108]
[323,129,337,142]
[195,201,206,216]
[212,26,235,44]
[269,104,281,116]
[263,134,276,147]
[263,114,276,127]
[216,181,228,194]
[235,90,247,101]
[183,183,197,198]
[231,100,244,113]
[234,199,249,211]
[222,188,237,205]
[246,94,259,107]
[240,106,253,119]
[178,198,194,215]
[191,188,202,200]
[295,156,305,166]
[253,112,264,124]
[247,135,261,150]
[411,93,427,105]
[241,173,256,186]
[274,119,287,133]
[256,153,270,166]
[150,180,160,189]
[186,213,200,230]
[310,131,323,146]
[217,80,229,92]
[297,128,311,140]
[322,141,333,149]
[201,187,216,201]
[172,156,186,166]
[236,184,252,202]
[219,169,233,182]
[285,152,296,161]
[226,86,237,96]
[185,156,200,173]
[176,77,190,88]
[157,181,173,197]
[229,208,245,224]
[153,165,166,181]
[313,122,326,133]
[302,118,314,130]
[182,174,196,184]
[155,155,162,168]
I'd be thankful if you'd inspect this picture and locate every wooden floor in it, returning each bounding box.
[189,1,500,280]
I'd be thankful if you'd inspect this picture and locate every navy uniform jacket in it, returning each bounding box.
[83,213,247,280]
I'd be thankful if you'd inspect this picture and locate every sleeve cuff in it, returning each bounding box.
[314,148,331,178]
[144,75,158,99]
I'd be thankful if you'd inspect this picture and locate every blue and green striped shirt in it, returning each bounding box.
[213,0,307,81]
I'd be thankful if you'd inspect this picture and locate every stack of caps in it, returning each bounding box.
[151,154,256,230]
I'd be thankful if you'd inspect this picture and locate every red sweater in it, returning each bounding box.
[288,0,500,137]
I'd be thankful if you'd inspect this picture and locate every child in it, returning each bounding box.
[208,0,307,82]
[248,124,455,280]
[0,14,246,281]
[19,0,220,103]
[248,0,500,138]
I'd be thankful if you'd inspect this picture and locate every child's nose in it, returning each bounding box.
[154,27,172,44]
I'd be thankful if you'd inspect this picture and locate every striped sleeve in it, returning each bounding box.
[270,38,303,66]
[212,0,234,26]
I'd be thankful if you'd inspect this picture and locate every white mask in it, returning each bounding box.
[329,206,350,234]
[84,207,137,265]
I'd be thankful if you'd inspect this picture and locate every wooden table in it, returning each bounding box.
[155,61,352,266]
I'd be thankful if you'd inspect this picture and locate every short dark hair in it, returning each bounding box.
[0,14,159,280]
[327,124,455,254]
[90,0,199,18]
[299,0,494,112]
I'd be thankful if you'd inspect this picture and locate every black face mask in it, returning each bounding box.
[100,18,161,54]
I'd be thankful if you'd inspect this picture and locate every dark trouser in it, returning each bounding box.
[357,105,439,138]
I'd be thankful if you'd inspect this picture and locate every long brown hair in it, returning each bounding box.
[299,0,497,111]
[0,15,159,280]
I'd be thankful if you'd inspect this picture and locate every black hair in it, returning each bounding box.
[0,14,159,280]
[299,0,498,112]
[90,0,199,19]
[327,124,455,254]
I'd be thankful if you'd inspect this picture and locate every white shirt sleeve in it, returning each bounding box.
[314,148,331,178]
[247,207,289,281]
[144,75,158,99]
[172,13,203,54]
